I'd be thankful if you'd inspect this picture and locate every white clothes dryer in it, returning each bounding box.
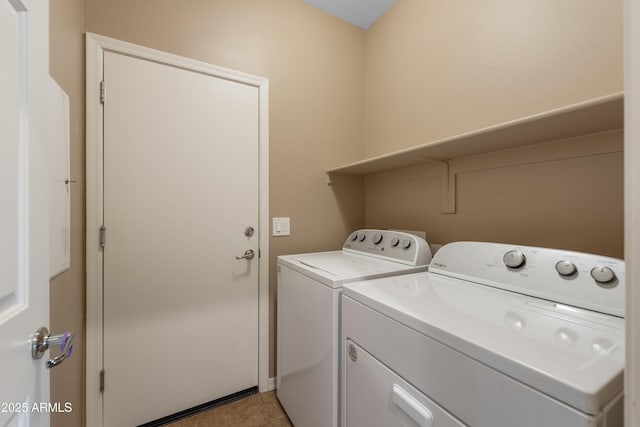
[277,229,432,427]
[341,241,625,427]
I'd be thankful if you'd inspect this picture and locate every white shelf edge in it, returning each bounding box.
[327,92,624,176]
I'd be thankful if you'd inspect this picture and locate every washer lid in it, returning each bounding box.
[342,272,625,415]
[278,251,427,288]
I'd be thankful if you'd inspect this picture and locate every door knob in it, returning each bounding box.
[31,327,75,368]
[235,249,255,260]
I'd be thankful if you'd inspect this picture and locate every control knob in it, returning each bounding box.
[373,233,383,245]
[359,234,366,242]
[503,250,526,269]
[591,266,616,284]
[391,237,400,247]
[402,240,412,249]
[351,233,358,241]
[555,260,577,276]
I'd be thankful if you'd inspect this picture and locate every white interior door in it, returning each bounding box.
[102,51,260,426]
[0,0,53,426]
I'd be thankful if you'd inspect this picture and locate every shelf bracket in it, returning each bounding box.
[326,173,336,186]
[440,160,456,214]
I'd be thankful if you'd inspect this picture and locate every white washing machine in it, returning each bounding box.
[277,229,432,427]
[341,241,625,427]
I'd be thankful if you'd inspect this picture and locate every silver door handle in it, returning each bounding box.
[235,249,255,260]
[31,327,75,368]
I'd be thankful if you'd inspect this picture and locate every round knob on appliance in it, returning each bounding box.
[555,260,577,276]
[590,266,616,284]
[402,240,412,249]
[391,237,400,247]
[351,233,359,241]
[373,233,383,245]
[359,234,366,242]
[503,250,526,269]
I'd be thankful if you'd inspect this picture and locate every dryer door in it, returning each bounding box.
[344,339,464,427]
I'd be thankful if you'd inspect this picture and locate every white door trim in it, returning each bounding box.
[85,32,270,427]
[625,0,639,425]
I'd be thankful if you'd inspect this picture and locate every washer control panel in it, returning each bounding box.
[429,242,625,317]
[343,229,432,266]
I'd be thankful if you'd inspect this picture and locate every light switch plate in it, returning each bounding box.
[272,217,290,236]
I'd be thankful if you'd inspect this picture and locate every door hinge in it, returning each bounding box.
[99,225,106,249]
[100,80,105,104]
[99,369,105,393]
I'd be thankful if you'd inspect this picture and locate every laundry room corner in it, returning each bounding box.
[37,0,639,425]
[83,0,366,399]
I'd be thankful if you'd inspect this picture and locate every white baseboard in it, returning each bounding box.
[260,377,276,392]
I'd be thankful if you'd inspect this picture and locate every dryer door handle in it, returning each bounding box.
[392,384,434,427]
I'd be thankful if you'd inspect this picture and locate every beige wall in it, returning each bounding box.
[83,0,366,378]
[363,0,624,258]
[364,0,623,157]
[49,0,85,426]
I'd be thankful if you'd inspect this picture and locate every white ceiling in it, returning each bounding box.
[303,0,396,29]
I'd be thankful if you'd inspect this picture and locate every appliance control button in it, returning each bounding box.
[351,233,359,241]
[555,260,577,276]
[373,233,383,244]
[402,240,412,249]
[359,234,366,242]
[391,237,400,247]
[503,250,526,268]
[591,266,616,284]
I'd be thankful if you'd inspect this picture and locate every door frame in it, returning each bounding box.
[625,0,640,424]
[85,32,270,427]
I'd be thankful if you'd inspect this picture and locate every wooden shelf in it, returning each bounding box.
[327,92,623,176]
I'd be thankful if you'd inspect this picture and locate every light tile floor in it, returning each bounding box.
[167,391,293,427]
